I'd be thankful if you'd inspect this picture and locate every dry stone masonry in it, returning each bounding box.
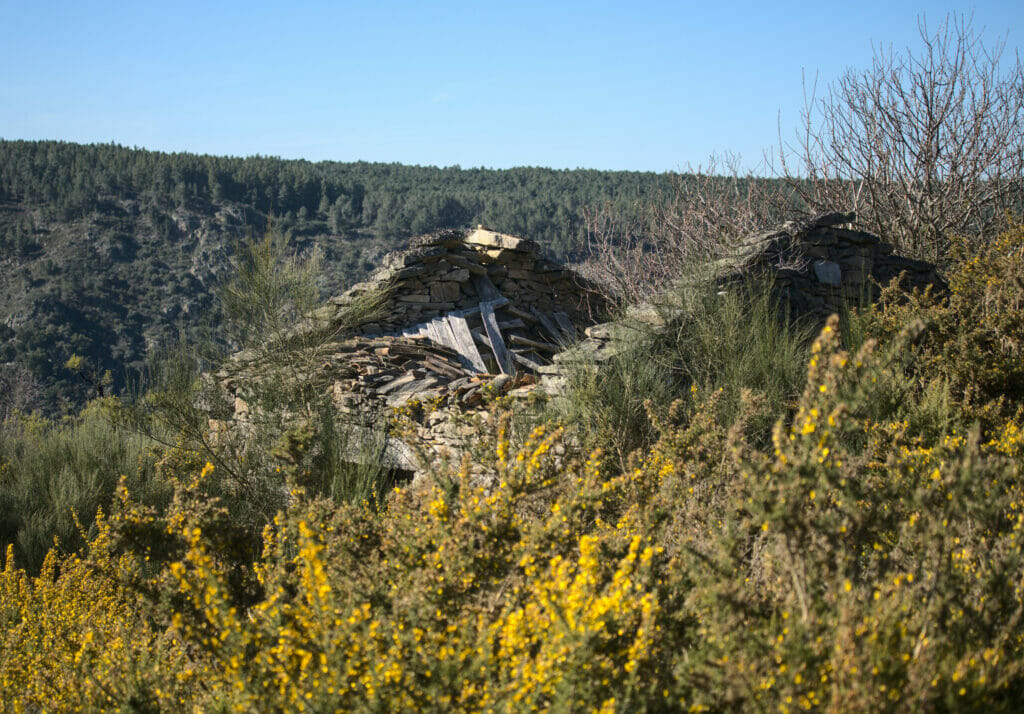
[723,211,945,319]
[218,226,609,475]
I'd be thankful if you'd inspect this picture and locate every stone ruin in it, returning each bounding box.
[216,213,945,482]
[725,211,944,317]
[545,211,946,375]
[216,226,610,476]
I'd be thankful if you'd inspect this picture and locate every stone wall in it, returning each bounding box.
[217,226,609,476]
[724,211,944,320]
[217,214,945,483]
[332,226,607,338]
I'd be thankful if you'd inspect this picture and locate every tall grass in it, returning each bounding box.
[558,276,814,462]
[0,399,166,572]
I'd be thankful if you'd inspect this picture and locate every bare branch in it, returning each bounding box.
[783,13,1024,261]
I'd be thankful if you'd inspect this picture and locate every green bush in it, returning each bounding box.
[559,276,814,463]
[0,398,165,573]
[4,225,1024,711]
[858,224,1024,430]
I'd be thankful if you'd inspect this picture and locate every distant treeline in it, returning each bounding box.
[0,140,673,256]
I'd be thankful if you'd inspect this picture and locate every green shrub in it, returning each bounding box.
[0,398,165,573]
[559,276,813,462]
[4,226,1024,711]
[858,223,1024,430]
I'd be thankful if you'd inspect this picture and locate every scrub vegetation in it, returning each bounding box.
[2,14,1023,712]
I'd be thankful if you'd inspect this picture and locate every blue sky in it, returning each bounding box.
[1,1,1020,173]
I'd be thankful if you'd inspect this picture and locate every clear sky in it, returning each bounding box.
[1,1,1020,173]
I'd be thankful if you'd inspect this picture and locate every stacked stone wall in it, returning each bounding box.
[218,213,945,484]
[726,211,944,320]
[332,227,607,337]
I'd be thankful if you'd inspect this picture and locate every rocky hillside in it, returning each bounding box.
[0,193,389,409]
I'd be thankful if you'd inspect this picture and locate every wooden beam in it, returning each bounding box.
[446,314,488,373]
[471,328,491,348]
[449,296,509,319]
[422,320,442,345]
[511,351,545,371]
[422,355,464,379]
[505,305,539,322]
[509,334,557,352]
[480,301,513,375]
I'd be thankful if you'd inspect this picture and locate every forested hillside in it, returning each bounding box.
[0,140,675,410]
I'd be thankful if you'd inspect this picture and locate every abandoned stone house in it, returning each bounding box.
[215,214,944,481]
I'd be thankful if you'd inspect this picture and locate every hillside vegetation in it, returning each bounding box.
[2,16,1023,711]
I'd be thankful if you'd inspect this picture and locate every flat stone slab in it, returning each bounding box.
[464,227,540,253]
[813,260,842,286]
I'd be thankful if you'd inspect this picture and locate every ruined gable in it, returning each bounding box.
[334,226,606,340]
[543,212,947,389]
[722,211,946,320]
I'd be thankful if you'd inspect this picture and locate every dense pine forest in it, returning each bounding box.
[0,139,678,410]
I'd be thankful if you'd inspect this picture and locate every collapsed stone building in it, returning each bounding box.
[216,226,610,476]
[216,214,945,481]
[550,211,946,370]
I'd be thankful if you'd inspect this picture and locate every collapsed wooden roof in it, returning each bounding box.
[221,226,609,422]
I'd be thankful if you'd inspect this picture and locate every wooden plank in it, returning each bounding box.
[496,318,526,330]
[511,351,545,371]
[438,318,484,375]
[422,320,441,345]
[448,296,509,319]
[422,355,464,379]
[471,273,503,301]
[505,305,539,322]
[480,301,513,375]
[531,307,566,345]
[437,317,460,351]
[552,311,576,341]
[446,315,488,373]
[471,328,491,348]
[509,334,557,352]
[470,330,499,375]
[427,317,457,352]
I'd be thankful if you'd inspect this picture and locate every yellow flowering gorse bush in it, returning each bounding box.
[3,224,1024,711]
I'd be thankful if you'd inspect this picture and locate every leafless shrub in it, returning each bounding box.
[0,363,43,420]
[578,154,795,306]
[782,14,1024,262]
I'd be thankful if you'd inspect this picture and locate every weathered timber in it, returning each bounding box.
[480,301,513,375]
